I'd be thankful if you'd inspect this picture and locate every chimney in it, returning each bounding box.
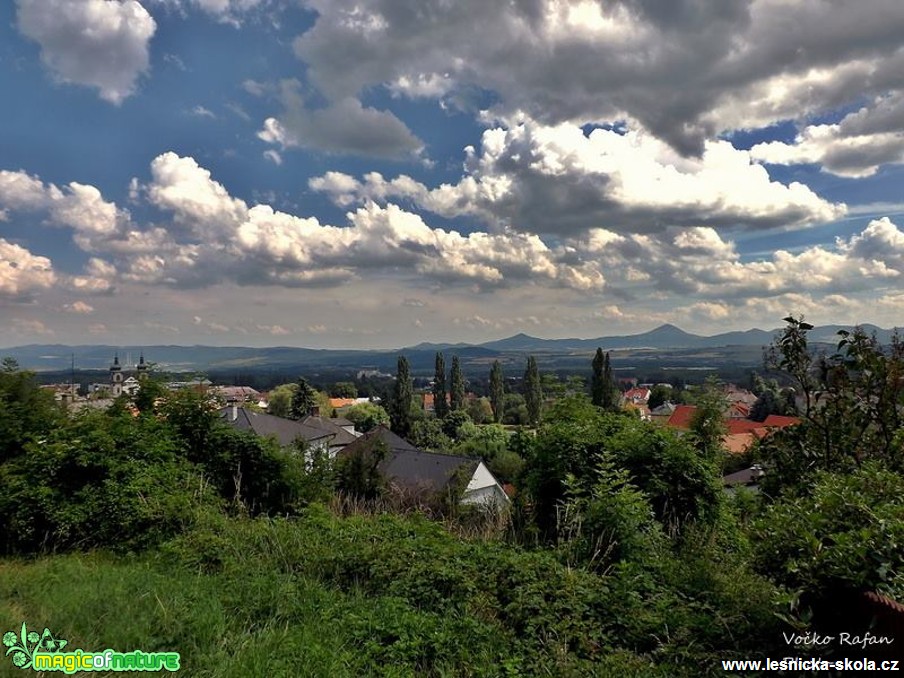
[227,397,238,422]
[310,405,320,417]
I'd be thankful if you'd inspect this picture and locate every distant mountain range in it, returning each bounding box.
[3,323,898,374]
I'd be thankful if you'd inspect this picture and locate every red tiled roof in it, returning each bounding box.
[329,398,357,409]
[666,404,697,429]
[762,414,801,428]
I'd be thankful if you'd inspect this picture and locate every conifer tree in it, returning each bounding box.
[489,360,505,423]
[390,355,414,437]
[433,352,449,419]
[524,355,542,426]
[289,377,317,420]
[450,355,466,412]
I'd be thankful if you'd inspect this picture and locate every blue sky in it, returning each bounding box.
[2,0,904,348]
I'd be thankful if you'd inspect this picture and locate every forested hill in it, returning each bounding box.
[2,323,895,373]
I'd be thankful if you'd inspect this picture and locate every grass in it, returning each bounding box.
[0,505,774,677]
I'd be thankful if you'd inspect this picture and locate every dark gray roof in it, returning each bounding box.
[219,407,331,447]
[298,415,359,447]
[338,425,479,494]
[340,425,420,456]
[723,465,766,487]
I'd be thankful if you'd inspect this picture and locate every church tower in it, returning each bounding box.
[137,353,148,381]
[110,354,123,397]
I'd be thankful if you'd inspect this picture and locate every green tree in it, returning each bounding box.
[489,360,505,423]
[689,379,727,461]
[390,356,414,438]
[467,396,494,425]
[647,384,673,411]
[433,352,449,419]
[342,401,389,432]
[591,348,605,407]
[266,383,296,418]
[289,378,318,420]
[330,382,358,398]
[523,356,542,426]
[449,355,465,412]
[335,439,387,500]
[760,318,904,494]
[410,418,452,451]
[591,350,618,411]
[0,359,63,463]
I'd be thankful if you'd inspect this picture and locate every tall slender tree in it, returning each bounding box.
[591,348,605,407]
[433,352,449,419]
[591,348,618,410]
[390,356,414,437]
[450,355,466,412]
[489,360,505,423]
[524,355,542,426]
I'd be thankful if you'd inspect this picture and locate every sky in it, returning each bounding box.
[2,0,904,349]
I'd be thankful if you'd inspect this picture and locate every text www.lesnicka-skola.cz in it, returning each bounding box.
[721,657,899,672]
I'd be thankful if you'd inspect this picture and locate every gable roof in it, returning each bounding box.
[666,404,698,429]
[297,414,359,447]
[762,414,801,428]
[340,424,420,455]
[219,407,331,447]
[338,425,485,495]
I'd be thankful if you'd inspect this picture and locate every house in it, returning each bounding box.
[219,403,359,457]
[623,387,651,404]
[336,426,509,508]
[214,385,260,402]
[723,465,766,493]
[663,405,801,454]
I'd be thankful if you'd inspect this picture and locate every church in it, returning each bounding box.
[108,353,150,397]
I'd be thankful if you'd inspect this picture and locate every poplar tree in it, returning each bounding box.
[450,355,466,412]
[524,355,542,426]
[433,352,449,419]
[390,356,414,437]
[591,348,618,410]
[489,360,505,423]
[591,348,606,407]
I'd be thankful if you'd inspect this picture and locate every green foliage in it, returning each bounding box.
[341,401,389,432]
[289,378,318,420]
[389,356,414,438]
[523,396,722,542]
[335,440,387,500]
[489,360,505,423]
[501,393,529,425]
[0,359,63,463]
[449,355,466,412]
[432,352,449,419]
[591,349,617,410]
[409,418,453,452]
[558,456,665,571]
[523,356,542,426]
[752,463,904,601]
[467,396,494,425]
[330,382,358,398]
[441,409,472,440]
[0,408,221,553]
[647,384,674,411]
[688,379,727,461]
[266,383,296,418]
[761,318,904,495]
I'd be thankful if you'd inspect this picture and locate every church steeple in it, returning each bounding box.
[110,353,123,396]
[137,352,148,380]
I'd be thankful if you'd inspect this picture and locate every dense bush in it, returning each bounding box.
[752,463,904,602]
